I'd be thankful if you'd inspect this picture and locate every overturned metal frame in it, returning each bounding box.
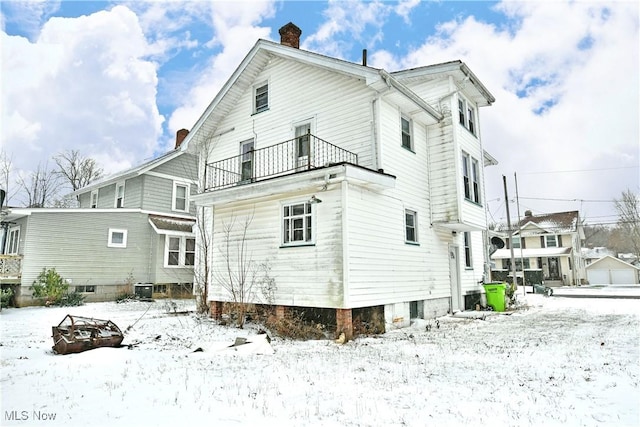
[52,315,124,355]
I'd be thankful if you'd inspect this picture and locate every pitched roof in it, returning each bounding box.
[519,211,580,233]
[586,255,640,270]
[72,149,186,196]
[180,39,494,154]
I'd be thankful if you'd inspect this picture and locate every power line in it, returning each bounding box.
[518,166,638,175]
[518,197,614,203]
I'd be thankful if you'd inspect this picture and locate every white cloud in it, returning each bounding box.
[165,1,276,149]
[0,0,61,39]
[1,5,164,203]
[373,0,639,222]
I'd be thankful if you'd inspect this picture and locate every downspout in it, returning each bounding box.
[371,95,382,171]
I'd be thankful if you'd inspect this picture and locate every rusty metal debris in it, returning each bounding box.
[52,315,124,355]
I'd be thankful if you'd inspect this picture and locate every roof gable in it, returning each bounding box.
[73,149,186,196]
[586,255,640,270]
[180,39,493,154]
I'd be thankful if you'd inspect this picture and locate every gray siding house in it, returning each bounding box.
[0,139,198,306]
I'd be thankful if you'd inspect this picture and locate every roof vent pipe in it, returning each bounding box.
[362,49,367,66]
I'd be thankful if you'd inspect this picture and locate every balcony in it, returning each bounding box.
[204,134,358,192]
[0,255,22,283]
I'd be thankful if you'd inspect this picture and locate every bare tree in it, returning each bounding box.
[54,150,103,191]
[0,151,15,207]
[16,162,60,208]
[614,189,640,258]
[212,212,275,328]
[194,206,212,315]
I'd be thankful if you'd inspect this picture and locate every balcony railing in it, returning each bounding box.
[204,134,358,192]
[0,255,22,279]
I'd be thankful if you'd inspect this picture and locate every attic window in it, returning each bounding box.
[254,82,269,114]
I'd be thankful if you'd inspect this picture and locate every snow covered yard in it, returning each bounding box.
[1,295,638,427]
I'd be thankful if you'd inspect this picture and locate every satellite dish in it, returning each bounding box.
[490,236,505,249]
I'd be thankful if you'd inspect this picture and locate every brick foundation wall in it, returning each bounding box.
[336,308,353,340]
[209,301,223,320]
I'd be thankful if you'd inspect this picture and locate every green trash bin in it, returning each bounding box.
[483,282,507,312]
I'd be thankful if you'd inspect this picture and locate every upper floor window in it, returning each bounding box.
[401,115,413,151]
[107,228,127,248]
[405,210,418,243]
[458,96,476,135]
[462,152,481,204]
[90,190,98,209]
[512,236,521,249]
[165,236,196,267]
[115,182,125,208]
[545,235,558,248]
[6,226,20,254]
[282,201,314,246]
[254,82,269,114]
[172,182,189,212]
[464,232,473,268]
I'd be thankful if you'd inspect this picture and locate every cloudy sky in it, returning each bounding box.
[1,0,638,226]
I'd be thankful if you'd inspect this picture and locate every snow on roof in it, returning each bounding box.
[494,210,580,234]
[148,214,195,234]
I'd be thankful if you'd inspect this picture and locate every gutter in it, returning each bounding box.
[378,70,443,122]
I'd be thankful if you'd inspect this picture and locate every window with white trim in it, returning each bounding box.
[545,235,558,248]
[401,115,412,150]
[512,236,521,249]
[6,226,20,254]
[108,228,128,248]
[462,152,481,204]
[90,190,98,208]
[458,96,477,135]
[240,139,255,182]
[172,182,189,212]
[165,236,196,267]
[254,82,269,114]
[115,182,125,208]
[464,232,472,268]
[405,210,418,243]
[282,202,313,245]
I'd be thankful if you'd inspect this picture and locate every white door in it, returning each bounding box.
[449,244,462,312]
[611,269,636,284]
[295,123,311,170]
[587,270,608,285]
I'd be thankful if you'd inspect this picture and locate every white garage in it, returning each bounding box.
[586,255,639,285]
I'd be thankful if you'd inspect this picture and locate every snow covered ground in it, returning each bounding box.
[1,294,638,427]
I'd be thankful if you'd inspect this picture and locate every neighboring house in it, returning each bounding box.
[585,255,640,285]
[491,210,586,287]
[0,135,198,306]
[182,23,497,337]
[582,246,615,266]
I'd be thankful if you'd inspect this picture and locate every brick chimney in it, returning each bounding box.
[175,129,189,149]
[279,22,301,49]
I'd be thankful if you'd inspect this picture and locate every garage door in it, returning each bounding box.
[587,270,609,285]
[611,269,636,284]
[588,269,637,285]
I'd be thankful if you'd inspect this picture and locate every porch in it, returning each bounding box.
[0,255,22,284]
[204,134,358,192]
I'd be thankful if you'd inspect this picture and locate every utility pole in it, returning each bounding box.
[514,172,526,297]
[503,176,517,293]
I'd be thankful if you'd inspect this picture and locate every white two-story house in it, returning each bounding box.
[182,23,497,337]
